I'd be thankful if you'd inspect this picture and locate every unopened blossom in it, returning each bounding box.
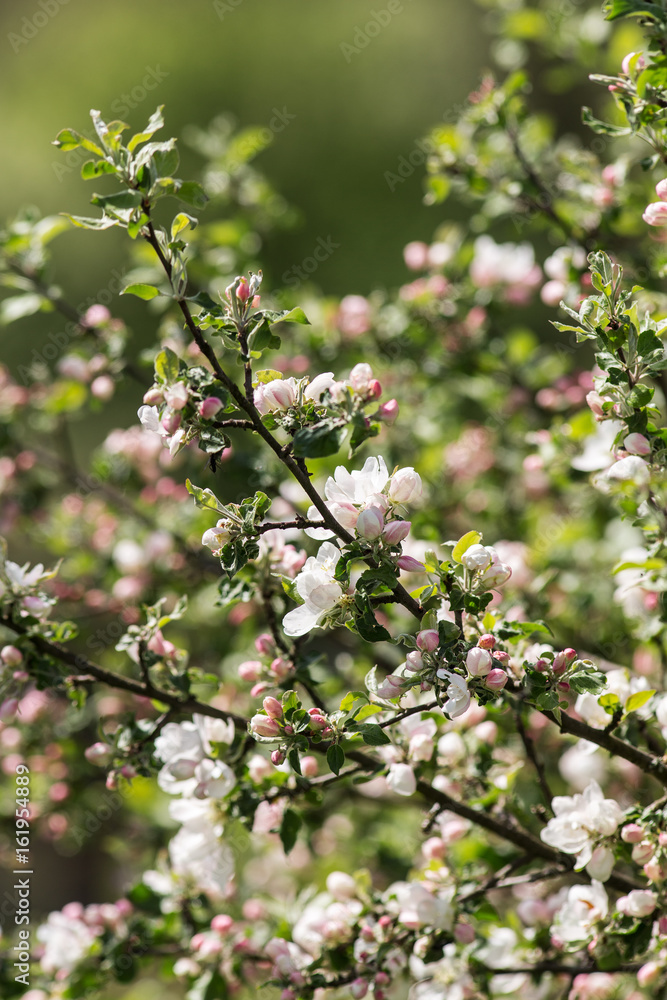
[254,377,298,414]
[303,371,335,403]
[250,714,281,738]
[199,396,224,419]
[282,542,344,637]
[541,779,624,873]
[551,880,608,944]
[386,762,417,796]
[643,201,667,226]
[1,645,23,666]
[165,381,189,410]
[383,519,411,544]
[326,871,358,900]
[466,646,493,677]
[624,432,650,456]
[356,506,385,539]
[616,889,657,917]
[388,467,422,504]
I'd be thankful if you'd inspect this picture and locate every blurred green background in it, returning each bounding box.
[0,0,487,303]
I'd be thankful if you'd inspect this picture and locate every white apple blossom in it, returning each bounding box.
[576,668,654,730]
[540,780,624,874]
[551,880,608,944]
[37,911,97,974]
[388,881,454,929]
[282,542,344,636]
[168,798,234,897]
[436,670,471,719]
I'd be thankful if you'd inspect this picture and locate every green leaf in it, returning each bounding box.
[81,159,117,180]
[327,744,345,776]
[171,212,197,239]
[248,318,281,354]
[177,181,209,208]
[271,306,310,325]
[279,807,302,854]
[452,530,482,563]
[356,723,390,746]
[91,190,143,211]
[254,369,284,385]
[53,128,103,155]
[625,689,655,713]
[353,598,392,643]
[127,106,165,152]
[185,479,226,514]
[155,346,181,383]
[121,283,160,301]
[581,107,632,136]
[293,421,346,459]
[603,0,664,21]
[64,214,118,230]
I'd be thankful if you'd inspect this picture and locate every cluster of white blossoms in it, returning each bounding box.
[153,715,237,895]
[575,667,654,730]
[253,363,393,418]
[540,779,625,881]
[282,456,423,637]
[304,454,422,543]
[551,880,609,946]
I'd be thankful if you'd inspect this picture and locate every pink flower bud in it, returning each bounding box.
[357,506,385,540]
[622,823,644,843]
[383,520,410,544]
[270,657,292,681]
[91,375,115,401]
[618,889,657,917]
[199,396,224,419]
[143,387,164,405]
[84,742,113,767]
[622,51,646,75]
[254,634,274,656]
[476,634,495,650]
[624,432,651,456]
[367,379,382,400]
[405,650,424,672]
[283,724,294,735]
[161,409,181,434]
[211,914,234,934]
[376,675,405,699]
[375,971,391,985]
[557,680,570,692]
[1,645,23,666]
[454,922,475,944]
[643,202,667,227]
[83,304,111,327]
[263,696,283,719]
[238,660,262,682]
[493,650,510,665]
[378,399,399,423]
[553,648,576,674]
[378,917,392,930]
[638,962,661,988]
[659,916,667,936]
[301,756,318,777]
[660,831,667,847]
[308,710,328,731]
[271,749,285,765]
[657,178,667,201]
[389,468,422,504]
[466,647,493,677]
[165,382,189,410]
[350,979,368,999]
[416,629,439,652]
[403,241,429,270]
[631,841,655,864]
[250,714,281,738]
[251,682,270,698]
[13,670,29,682]
[485,668,508,690]
[236,278,250,303]
[397,555,425,572]
[422,836,446,860]
[644,858,666,881]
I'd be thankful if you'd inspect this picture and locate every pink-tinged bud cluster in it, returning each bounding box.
[307,707,329,731]
[378,399,399,423]
[263,696,283,719]
[397,555,425,573]
[236,278,250,303]
[161,409,182,434]
[552,648,577,675]
[143,387,164,406]
[477,634,495,649]
[621,823,644,843]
